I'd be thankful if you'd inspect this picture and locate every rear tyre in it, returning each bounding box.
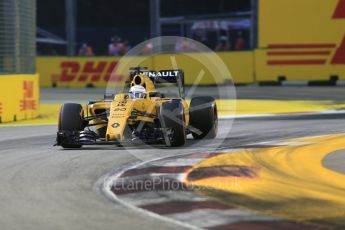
[160,100,186,147]
[58,103,84,148]
[189,97,218,139]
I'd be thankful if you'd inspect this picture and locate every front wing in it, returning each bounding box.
[55,129,166,146]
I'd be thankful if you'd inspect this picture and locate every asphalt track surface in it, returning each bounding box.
[40,86,345,102]
[1,87,345,230]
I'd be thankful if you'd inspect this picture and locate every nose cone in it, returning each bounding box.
[106,100,134,142]
[106,133,122,142]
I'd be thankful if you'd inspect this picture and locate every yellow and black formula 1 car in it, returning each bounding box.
[56,67,218,148]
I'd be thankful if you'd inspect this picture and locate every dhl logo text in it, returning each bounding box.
[20,81,37,111]
[52,61,125,83]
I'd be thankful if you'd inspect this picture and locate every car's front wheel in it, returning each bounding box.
[160,100,186,147]
[189,96,218,139]
[58,103,85,148]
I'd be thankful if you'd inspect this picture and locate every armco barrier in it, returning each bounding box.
[257,0,345,83]
[37,52,254,87]
[0,75,39,123]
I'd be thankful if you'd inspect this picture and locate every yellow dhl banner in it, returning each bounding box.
[0,75,39,123]
[259,0,345,49]
[257,0,345,81]
[37,52,254,87]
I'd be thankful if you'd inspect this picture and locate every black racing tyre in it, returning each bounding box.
[160,100,186,147]
[189,96,218,139]
[58,103,84,148]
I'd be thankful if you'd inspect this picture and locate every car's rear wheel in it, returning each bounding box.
[58,103,85,148]
[160,100,186,147]
[189,96,218,139]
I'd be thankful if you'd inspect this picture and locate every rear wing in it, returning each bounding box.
[129,68,185,99]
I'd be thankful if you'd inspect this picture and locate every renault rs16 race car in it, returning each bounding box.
[56,67,218,148]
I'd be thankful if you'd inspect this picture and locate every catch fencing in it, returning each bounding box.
[0,0,36,74]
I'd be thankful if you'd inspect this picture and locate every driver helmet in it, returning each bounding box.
[129,85,146,99]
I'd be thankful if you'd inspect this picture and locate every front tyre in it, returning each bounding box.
[58,103,85,148]
[160,100,186,147]
[189,97,218,139]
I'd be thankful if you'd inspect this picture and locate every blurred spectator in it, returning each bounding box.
[120,40,131,55]
[78,43,94,56]
[234,31,245,50]
[108,36,130,56]
[143,41,153,55]
[116,41,125,54]
[215,36,230,51]
[108,36,121,56]
[175,38,192,53]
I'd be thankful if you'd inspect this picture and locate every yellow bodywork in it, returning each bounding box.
[87,74,189,142]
